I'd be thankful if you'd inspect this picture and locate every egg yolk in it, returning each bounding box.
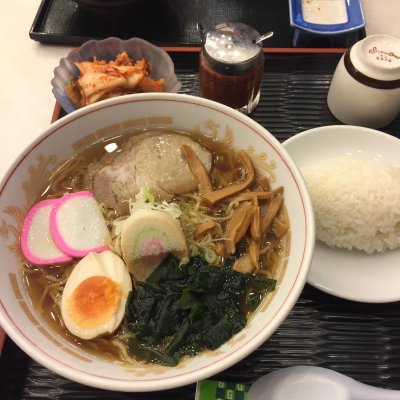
[67,276,121,329]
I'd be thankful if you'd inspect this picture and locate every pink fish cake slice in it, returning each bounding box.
[50,191,110,258]
[21,199,72,265]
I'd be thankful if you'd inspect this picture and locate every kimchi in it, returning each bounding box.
[66,51,165,108]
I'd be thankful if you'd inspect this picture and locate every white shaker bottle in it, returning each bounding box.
[327,34,400,129]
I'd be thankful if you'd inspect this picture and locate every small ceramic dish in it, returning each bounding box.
[289,0,365,35]
[283,125,400,303]
[51,37,182,113]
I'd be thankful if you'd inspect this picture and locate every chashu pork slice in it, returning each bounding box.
[91,133,212,214]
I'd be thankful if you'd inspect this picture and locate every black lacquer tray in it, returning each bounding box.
[30,0,365,48]
[1,51,400,399]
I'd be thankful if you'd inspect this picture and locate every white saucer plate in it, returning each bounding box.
[283,125,400,303]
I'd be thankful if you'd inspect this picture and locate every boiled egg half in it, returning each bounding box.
[61,250,132,340]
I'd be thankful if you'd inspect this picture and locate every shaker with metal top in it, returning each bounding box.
[199,22,266,114]
[327,34,400,129]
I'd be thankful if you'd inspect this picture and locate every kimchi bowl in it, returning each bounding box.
[51,37,182,113]
[0,93,314,391]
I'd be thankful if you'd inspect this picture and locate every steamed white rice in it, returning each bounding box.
[302,156,400,253]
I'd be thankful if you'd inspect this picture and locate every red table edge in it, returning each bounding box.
[159,46,347,54]
[0,326,5,355]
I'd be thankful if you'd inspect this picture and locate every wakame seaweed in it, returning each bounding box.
[124,254,276,366]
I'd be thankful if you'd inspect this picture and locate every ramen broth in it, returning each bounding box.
[21,129,289,363]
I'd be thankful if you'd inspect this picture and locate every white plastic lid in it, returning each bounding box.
[351,34,400,81]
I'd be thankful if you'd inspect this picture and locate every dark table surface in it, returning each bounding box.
[15,2,400,397]
[1,51,400,399]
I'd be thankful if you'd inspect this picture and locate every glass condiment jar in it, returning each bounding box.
[199,22,265,114]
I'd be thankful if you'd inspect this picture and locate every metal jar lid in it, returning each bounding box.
[203,22,263,75]
[346,34,400,89]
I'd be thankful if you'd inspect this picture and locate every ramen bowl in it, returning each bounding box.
[0,93,314,392]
